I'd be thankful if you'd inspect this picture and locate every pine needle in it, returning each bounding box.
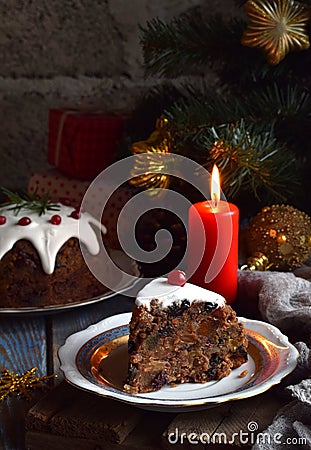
[1,188,60,216]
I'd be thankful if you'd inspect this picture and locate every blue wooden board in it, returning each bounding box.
[0,294,134,450]
[0,315,46,450]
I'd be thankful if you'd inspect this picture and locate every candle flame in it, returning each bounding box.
[211,164,220,207]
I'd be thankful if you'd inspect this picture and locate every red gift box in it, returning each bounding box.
[48,109,126,180]
[28,169,134,249]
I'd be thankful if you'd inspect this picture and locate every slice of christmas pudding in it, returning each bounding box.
[124,270,248,394]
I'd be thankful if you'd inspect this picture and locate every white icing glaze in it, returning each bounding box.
[0,204,106,274]
[136,277,225,309]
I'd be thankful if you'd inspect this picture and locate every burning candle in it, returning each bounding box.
[187,165,239,304]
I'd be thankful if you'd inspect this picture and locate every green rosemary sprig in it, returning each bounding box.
[1,188,60,216]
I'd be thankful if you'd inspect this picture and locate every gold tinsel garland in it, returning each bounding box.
[0,367,57,401]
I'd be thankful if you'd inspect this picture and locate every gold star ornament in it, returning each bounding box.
[241,0,310,65]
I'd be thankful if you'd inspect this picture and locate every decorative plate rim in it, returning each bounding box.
[58,312,299,410]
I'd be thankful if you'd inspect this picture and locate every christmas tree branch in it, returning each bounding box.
[140,14,249,78]
[163,97,299,202]
[136,3,311,210]
[141,11,311,88]
[164,84,311,138]
[198,120,297,202]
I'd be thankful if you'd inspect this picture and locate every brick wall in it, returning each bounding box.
[0,0,238,189]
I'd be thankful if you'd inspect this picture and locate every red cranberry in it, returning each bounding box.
[167,270,187,286]
[50,215,62,225]
[70,209,80,220]
[0,216,6,225]
[18,217,31,226]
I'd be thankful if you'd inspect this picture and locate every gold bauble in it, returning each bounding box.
[241,0,310,65]
[246,204,311,271]
[241,252,273,271]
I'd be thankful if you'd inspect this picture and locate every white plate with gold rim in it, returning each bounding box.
[58,313,298,412]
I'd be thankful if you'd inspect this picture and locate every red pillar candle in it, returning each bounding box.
[187,166,239,304]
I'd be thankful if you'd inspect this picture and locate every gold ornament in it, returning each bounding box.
[241,252,273,271]
[130,117,171,192]
[241,0,310,65]
[245,204,311,271]
[0,367,57,401]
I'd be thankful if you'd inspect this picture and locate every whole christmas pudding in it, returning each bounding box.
[0,194,108,309]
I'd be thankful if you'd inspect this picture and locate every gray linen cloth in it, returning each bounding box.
[238,270,311,449]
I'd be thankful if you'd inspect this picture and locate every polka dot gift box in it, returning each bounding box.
[28,169,134,249]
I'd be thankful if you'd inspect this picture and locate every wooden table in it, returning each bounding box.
[0,294,133,450]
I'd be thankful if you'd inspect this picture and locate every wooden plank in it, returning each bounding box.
[49,393,141,444]
[26,381,141,444]
[0,315,46,373]
[163,403,232,450]
[163,392,283,449]
[26,431,112,450]
[0,315,47,450]
[121,411,175,450]
[0,394,44,450]
[214,394,283,445]
[26,429,166,450]
[26,381,78,432]
[25,381,285,450]
[25,381,173,450]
